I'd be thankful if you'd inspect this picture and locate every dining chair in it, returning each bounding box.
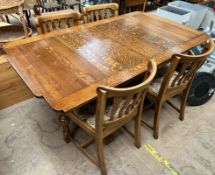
[82,3,118,23]
[64,59,157,175]
[35,9,82,34]
[37,0,63,12]
[62,0,81,12]
[124,0,148,13]
[142,39,215,139]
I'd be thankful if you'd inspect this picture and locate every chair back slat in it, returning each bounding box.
[35,9,82,34]
[48,20,54,32]
[171,62,191,86]
[106,8,111,18]
[110,97,122,120]
[96,59,157,129]
[54,19,60,30]
[94,10,100,21]
[159,39,214,98]
[120,95,133,117]
[103,92,145,127]
[83,3,119,23]
[100,9,105,19]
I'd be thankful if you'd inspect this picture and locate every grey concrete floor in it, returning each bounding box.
[0,96,215,175]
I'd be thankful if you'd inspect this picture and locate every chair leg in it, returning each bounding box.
[78,4,81,13]
[0,15,4,22]
[153,102,162,139]
[134,115,141,148]
[6,15,10,23]
[96,137,107,175]
[179,89,189,121]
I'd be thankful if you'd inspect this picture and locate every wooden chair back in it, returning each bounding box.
[37,0,61,6]
[158,39,215,100]
[82,3,118,23]
[35,9,82,34]
[96,59,157,136]
[125,0,147,12]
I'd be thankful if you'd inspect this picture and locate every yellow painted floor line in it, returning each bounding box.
[144,144,180,175]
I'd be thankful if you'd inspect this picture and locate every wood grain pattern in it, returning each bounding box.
[0,55,33,109]
[4,12,210,112]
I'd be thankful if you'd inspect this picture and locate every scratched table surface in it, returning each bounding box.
[4,12,209,112]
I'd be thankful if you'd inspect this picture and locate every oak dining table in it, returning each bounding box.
[4,12,210,114]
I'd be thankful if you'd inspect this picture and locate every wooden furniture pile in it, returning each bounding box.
[1,2,215,175]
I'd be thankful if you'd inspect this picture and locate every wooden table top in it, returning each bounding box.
[4,12,210,112]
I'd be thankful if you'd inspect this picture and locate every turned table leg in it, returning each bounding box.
[58,113,71,143]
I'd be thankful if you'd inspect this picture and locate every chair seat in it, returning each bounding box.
[64,0,80,6]
[43,3,61,9]
[73,100,128,128]
[148,71,178,94]
[74,110,110,128]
